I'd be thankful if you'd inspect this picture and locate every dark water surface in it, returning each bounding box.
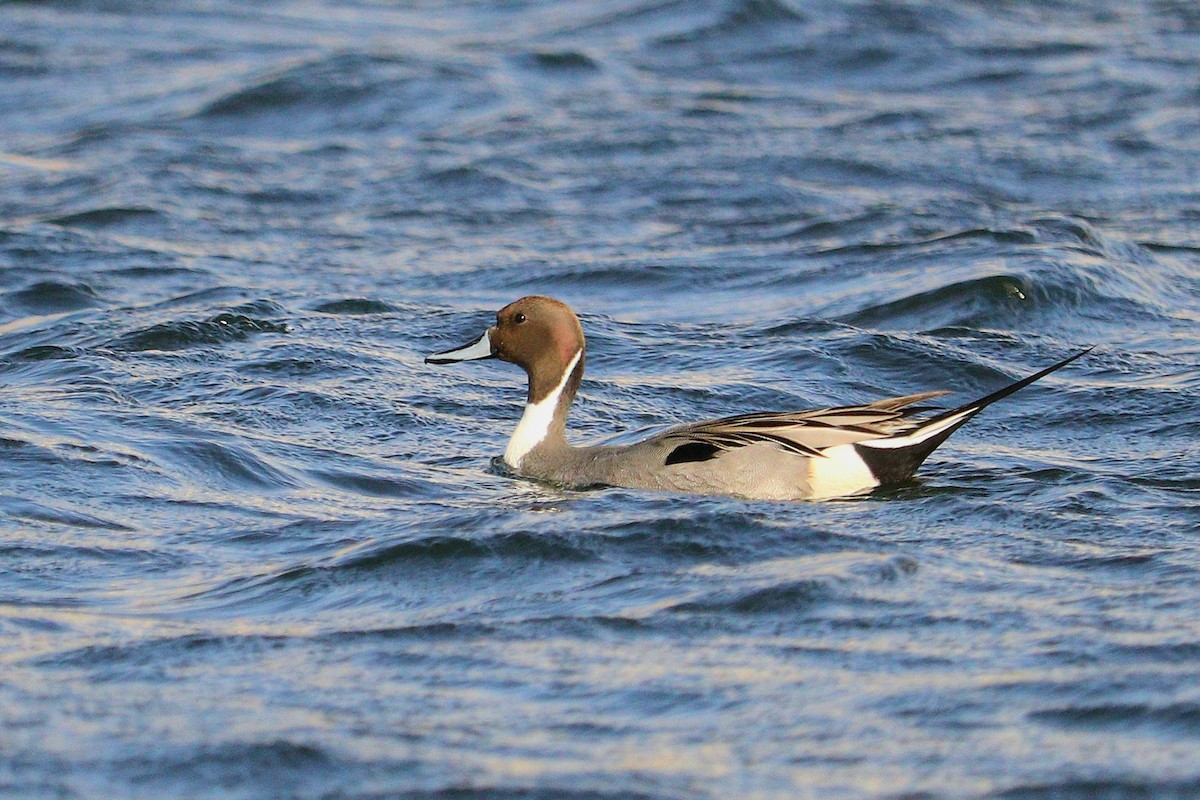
[3,1,1200,797]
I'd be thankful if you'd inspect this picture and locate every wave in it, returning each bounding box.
[0,495,134,531]
[47,206,161,229]
[839,273,1038,331]
[306,469,428,498]
[657,0,806,46]
[389,789,674,800]
[149,438,298,491]
[1,343,80,363]
[196,52,407,118]
[663,552,917,615]
[3,280,101,314]
[996,778,1200,800]
[311,298,398,315]
[107,312,287,352]
[1030,701,1200,734]
[516,49,602,73]
[190,51,500,136]
[328,529,597,570]
[823,218,1188,334]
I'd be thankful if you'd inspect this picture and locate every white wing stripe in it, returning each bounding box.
[856,408,975,450]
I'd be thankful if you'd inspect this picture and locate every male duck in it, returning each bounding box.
[426,296,1088,501]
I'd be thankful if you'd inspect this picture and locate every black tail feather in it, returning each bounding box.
[855,346,1093,485]
[932,345,1094,423]
[855,418,971,484]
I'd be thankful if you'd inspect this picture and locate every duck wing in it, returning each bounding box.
[657,347,1092,470]
[657,390,949,465]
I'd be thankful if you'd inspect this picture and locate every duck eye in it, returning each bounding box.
[514,313,527,324]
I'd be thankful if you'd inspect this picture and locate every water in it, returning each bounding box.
[2,1,1199,797]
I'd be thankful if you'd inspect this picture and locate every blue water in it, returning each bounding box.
[3,1,1200,797]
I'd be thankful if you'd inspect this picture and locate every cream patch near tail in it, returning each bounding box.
[806,443,879,500]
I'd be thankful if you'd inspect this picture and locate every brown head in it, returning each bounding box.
[426,296,586,404]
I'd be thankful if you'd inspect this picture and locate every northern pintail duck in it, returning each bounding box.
[426,296,1089,501]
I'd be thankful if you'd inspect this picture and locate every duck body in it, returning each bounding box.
[514,437,855,501]
[426,296,1089,501]
[510,398,950,501]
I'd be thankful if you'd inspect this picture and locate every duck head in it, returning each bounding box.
[425,296,586,405]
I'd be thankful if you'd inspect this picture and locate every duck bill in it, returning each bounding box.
[425,329,495,364]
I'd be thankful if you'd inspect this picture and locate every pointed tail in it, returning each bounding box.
[854,347,1093,485]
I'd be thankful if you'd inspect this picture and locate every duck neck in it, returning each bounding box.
[504,349,583,469]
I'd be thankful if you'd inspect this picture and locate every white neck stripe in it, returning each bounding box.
[504,350,581,469]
